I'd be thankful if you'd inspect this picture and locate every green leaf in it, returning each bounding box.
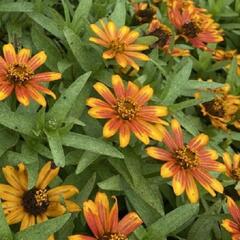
[63,27,103,71]
[0,103,35,137]
[0,201,13,240]
[226,57,240,94]
[45,130,65,167]
[62,132,124,159]
[75,152,99,174]
[144,204,199,239]
[98,175,122,191]
[110,0,126,26]
[0,2,33,12]
[160,59,193,105]
[47,72,91,125]
[15,214,71,240]
[71,0,92,32]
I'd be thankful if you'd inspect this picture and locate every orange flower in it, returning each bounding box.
[68,192,142,240]
[146,119,226,203]
[167,0,223,49]
[87,75,168,148]
[148,19,190,56]
[213,49,240,76]
[132,2,157,24]
[222,196,240,240]
[89,20,149,70]
[0,43,61,106]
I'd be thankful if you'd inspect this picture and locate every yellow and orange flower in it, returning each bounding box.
[87,75,168,148]
[222,196,240,240]
[167,0,223,49]
[148,19,190,57]
[146,119,226,203]
[0,43,61,106]
[0,161,80,240]
[196,83,240,131]
[132,2,157,24]
[213,49,240,76]
[68,192,142,240]
[89,20,149,70]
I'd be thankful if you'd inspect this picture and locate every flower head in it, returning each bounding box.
[167,0,223,49]
[222,196,240,240]
[197,83,240,131]
[0,43,61,106]
[132,2,157,24]
[148,19,190,56]
[89,20,149,70]
[87,75,168,147]
[0,161,80,239]
[146,119,225,203]
[68,192,142,240]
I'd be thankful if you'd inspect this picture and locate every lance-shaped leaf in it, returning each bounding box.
[110,0,126,27]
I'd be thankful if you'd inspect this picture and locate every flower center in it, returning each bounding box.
[100,233,128,240]
[231,168,240,181]
[136,8,155,23]
[110,40,125,53]
[182,21,200,38]
[115,98,140,120]
[7,64,33,85]
[22,187,49,216]
[151,29,170,48]
[203,98,225,118]
[175,145,199,169]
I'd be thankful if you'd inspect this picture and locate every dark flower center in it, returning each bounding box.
[231,168,240,181]
[22,187,49,216]
[136,8,155,23]
[110,41,125,53]
[116,98,140,120]
[203,98,225,118]
[100,233,128,240]
[175,145,199,169]
[182,21,200,38]
[150,29,170,48]
[7,64,33,84]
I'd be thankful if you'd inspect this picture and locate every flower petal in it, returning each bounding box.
[134,85,153,105]
[15,85,30,106]
[25,84,47,107]
[171,119,184,148]
[227,196,240,224]
[103,118,122,138]
[222,219,240,234]
[3,43,17,64]
[118,212,143,236]
[189,134,209,151]
[124,51,149,61]
[123,31,139,44]
[119,123,131,148]
[31,72,61,82]
[93,82,116,105]
[89,37,108,47]
[27,51,47,71]
[65,200,80,213]
[46,202,66,217]
[112,75,125,98]
[115,53,128,68]
[48,185,79,201]
[126,81,139,98]
[68,235,96,240]
[17,48,31,65]
[88,106,116,119]
[109,196,119,233]
[146,147,175,161]
[0,83,14,101]
[86,97,110,108]
[185,173,199,203]
[172,170,186,196]
[161,161,179,178]
[6,207,25,224]
[20,214,35,230]
[102,50,115,59]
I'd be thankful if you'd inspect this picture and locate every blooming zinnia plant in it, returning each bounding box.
[0,161,80,239]
[0,43,61,106]
[87,74,168,147]
[222,196,240,240]
[68,192,142,240]
[146,119,226,203]
[89,20,149,70]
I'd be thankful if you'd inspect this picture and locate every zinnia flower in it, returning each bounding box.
[0,161,80,239]
[68,192,142,240]
[89,20,149,70]
[0,43,61,106]
[146,119,226,203]
[167,0,223,49]
[222,196,240,240]
[213,49,240,76]
[86,74,168,147]
[148,19,190,57]
[196,83,240,131]
[132,2,157,24]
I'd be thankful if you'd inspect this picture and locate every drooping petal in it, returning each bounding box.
[118,212,143,236]
[93,82,116,105]
[20,214,35,230]
[119,123,131,148]
[172,170,186,196]
[102,50,115,59]
[146,147,175,161]
[17,48,31,64]
[27,51,47,71]
[46,202,66,217]
[25,84,47,107]
[185,172,199,203]
[36,161,60,189]
[15,85,30,106]
[161,161,180,178]
[109,196,119,233]
[3,43,17,64]
[115,53,128,68]
[112,75,125,98]
[48,185,79,201]
[128,120,149,145]
[30,83,56,99]
[103,118,122,138]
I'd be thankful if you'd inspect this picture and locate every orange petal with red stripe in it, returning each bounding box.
[25,84,46,107]
[119,124,131,148]
[93,82,116,105]
[17,48,31,64]
[15,86,30,106]
[112,75,125,98]
[185,173,199,203]
[227,196,240,224]
[172,170,186,196]
[0,83,14,100]
[222,219,240,233]
[88,107,116,119]
[27,51,47,71]
[134,85,153,105]
[161,161,179,178]
[3,43,17,64]
[31,72,61,82]
[146,147,175,161]
[103,118,121,138]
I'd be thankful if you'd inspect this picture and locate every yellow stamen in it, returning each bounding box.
[7,64,33,84]
[100,233,128,240]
